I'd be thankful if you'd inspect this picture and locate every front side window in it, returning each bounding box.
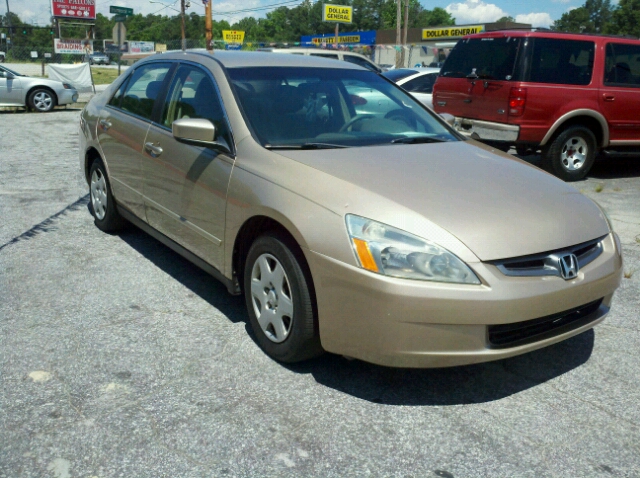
[527,38,594,85]
[604,43,640,87]
[117,63,171,120]
[228,67,458,148]
[160,64,231,145]
[403,73,437,93]
[441,37,522,80]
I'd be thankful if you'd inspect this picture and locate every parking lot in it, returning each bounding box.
[1,109,639,477]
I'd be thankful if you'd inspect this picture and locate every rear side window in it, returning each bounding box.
[383,68,420,82]
[311,53,339,60]
[527,38,594,85]
[343,54,380,72]
[604,43,640,87]
[402,73,437,93]
[118,63,171,120]
[441,37,522,80]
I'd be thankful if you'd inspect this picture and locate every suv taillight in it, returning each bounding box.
[508,87,527,116]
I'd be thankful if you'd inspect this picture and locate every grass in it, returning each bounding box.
[90,67,122,85]
[594,184,604,193]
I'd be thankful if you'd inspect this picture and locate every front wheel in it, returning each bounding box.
[243,234,323,363]
[28,88,56,112]
[543,126,596,181]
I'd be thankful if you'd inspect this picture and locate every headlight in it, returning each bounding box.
[346,215,481,284]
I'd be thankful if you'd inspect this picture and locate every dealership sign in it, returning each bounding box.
[222,30,245,44]
[51,0,96,20]
[54,39,93,54]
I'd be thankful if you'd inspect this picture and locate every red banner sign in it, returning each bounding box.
[51,0,96,20]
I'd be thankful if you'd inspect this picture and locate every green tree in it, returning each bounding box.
[611,0,640,37]
[552,7,593,32]
[496,16,516,23]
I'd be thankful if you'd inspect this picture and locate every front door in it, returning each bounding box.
[0,67,23,105]
[96,62,172,219]
[142,64,234,270]
[600,42,640,144]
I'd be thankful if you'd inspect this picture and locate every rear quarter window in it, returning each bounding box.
[526,38,594,85]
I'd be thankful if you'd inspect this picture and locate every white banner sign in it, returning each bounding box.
[54,38,93,55]
[128,41,154,53]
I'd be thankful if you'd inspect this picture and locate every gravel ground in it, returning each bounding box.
[1,109,639,478]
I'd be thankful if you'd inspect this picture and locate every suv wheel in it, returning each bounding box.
[243,233,323,363]
[543,125,596,181]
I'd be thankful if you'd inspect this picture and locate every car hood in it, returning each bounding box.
[275,140,609,261]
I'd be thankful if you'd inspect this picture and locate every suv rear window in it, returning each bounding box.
[526,38,594,85]
[441,37,522,80]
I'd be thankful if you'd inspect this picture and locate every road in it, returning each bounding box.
[1,109,639,478]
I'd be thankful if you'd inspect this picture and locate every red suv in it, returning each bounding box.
[433,30,640,181]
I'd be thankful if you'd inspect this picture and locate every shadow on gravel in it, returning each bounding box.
[285,330,594,406]
[116,226,246,324]
[589,156,640,179]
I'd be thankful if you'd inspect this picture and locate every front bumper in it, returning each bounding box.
[58,88,79,106]
[452,117,520,143]
[308,233,622,368]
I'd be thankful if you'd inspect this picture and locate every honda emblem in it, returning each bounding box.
[558,254,579,280]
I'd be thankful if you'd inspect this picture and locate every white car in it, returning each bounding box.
[257,47,383,73]
[0,64,78,112]
[383,67,440,108]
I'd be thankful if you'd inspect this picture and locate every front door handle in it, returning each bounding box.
[145,142,163,157]
[602,94,615,102]
[99,119,112,130]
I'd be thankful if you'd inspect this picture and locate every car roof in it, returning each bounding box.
[464,29,640,43]
[139,50,366,70]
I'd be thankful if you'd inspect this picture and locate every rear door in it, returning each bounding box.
[435,36,521,122]
[142,63,234,270]
[600,42,640,143]
[96,62,173,220]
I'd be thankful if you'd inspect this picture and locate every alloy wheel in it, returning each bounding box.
[90,169,108,220]
[560,136,588,171]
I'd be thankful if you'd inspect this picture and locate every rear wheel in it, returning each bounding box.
[243,234,322,363]
[543,125,596,181]
[89,158,125,232]
[28,88,56,112]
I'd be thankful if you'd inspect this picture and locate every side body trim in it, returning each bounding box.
[540,109,609,147]
[118,205,240,295]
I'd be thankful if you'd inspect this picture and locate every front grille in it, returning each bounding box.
[491,236,605,278]
[488,298,603,348]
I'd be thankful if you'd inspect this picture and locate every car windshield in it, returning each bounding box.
[382,68,420,82]
[228,67,458,148]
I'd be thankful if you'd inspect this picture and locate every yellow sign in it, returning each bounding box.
[222,30,245,44]
[312,35,360,45]
[322,4,352,24]
[422,25,484,40]
[156,43,167,52]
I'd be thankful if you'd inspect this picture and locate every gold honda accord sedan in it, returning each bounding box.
[79,51,622,367]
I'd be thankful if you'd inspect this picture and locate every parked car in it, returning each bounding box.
[89,52,110,65]
[79,51,621,368]
[384,67,440,108]
[0,64,78,112]
[433,30,640,181]
[257,47,383,73]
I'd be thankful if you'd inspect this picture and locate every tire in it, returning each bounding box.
[543,125,596,181]
[89,158,125,232]
[243,234,323,363]
[28,88,56,112]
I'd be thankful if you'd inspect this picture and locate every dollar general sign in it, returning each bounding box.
[322,4,352,24]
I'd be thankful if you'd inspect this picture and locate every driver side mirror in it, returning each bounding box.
[439,113,455,126]
[172,118,232,154]
[0,71,15,79]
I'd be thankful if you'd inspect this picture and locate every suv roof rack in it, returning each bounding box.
[482,28,639,40]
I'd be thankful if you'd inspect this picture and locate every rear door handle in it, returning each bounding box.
[99,119,112,130]
[145,142,163,157]
[602,94,615,102]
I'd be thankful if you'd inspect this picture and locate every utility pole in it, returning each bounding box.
[180,0,186,51]
[5,0,11,53]
[395,0,401,68]
[205,0,212,52]
[402,0,409,66]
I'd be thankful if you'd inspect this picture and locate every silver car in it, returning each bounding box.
[0,64,79,112]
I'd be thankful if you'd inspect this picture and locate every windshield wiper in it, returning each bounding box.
[265,142,349,150]
[390,136,448,145]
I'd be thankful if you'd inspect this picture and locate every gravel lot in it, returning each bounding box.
[1,109,639,478]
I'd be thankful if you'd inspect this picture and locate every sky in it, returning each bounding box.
[2,0,596,31]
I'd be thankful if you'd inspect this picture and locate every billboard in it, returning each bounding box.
[322,4,352,24]
[129,41,155,53]
[222,30,245,44]
[51,0,96,20]
[54,38,93,54]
